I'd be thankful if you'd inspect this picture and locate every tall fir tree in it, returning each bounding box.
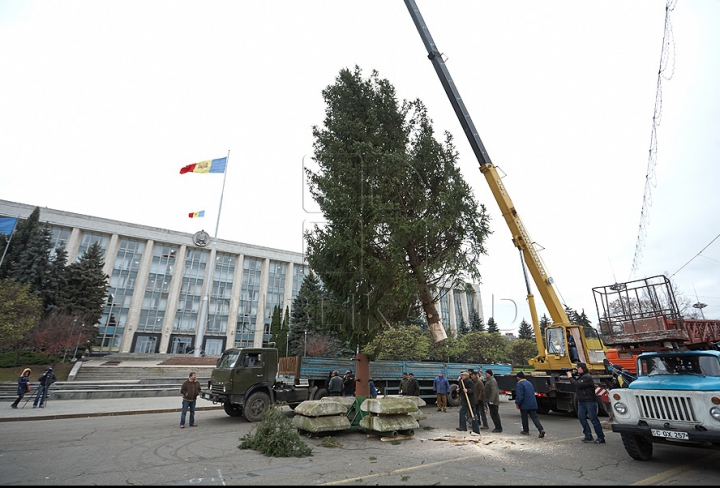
[539,313,552,339]
[0,207,41,280]
[486,316,499,334]
[7,225,54,309]
[61,241,108,327]
[288,271,326,356]
[469,308,485,332]
[517,318,534,340]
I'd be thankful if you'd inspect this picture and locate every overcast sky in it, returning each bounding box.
[1,1,718,334]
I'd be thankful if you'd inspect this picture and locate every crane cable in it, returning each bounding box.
[670,233,720,279]
[630,0,677,277]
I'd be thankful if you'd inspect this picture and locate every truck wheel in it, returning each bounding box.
[537,399,550,415]
[314,388,328,400]
[621,433,653,461]
[447,385,461,407]
[223,401,243,417]
[244,391,271,422]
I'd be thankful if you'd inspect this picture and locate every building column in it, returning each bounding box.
[120,239,154,353]
[253,258,270,348]
[447,289,458,337]
[64,228,82,263]
[226,253,244,349]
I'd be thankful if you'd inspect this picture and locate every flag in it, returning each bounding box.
[0,217,18,235]
[188,211,205,218]
[180,157,227,175]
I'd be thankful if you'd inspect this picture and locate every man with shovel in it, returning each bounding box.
[456,371,480,434]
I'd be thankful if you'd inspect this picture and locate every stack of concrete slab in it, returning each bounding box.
[358,397,419,434]
[291,399,350,434]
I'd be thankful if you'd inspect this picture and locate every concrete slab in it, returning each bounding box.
[292,414,351,433]
[360,397,418,414]
[294,400,347,417]
[359,414,418,433]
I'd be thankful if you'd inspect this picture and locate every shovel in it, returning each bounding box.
[461,380,480,434]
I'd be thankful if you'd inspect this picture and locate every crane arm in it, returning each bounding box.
[403,0,572,345]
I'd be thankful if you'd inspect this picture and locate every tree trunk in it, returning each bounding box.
[407,244,447,342]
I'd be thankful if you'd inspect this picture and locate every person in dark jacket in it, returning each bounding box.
[369,378,378,398]
[33,367,56,408]
[484,369,503,432]
[469,369,489,429]
[456,371,479,434]
[180,371,201,428]
[11,368,32,409]
[343,370,355,397]
[406,373,420,396]
[398,372,409,396]
[328,370,343,396]
[514,372,545,437]
[567,362,605,443]
[432,370,450,412]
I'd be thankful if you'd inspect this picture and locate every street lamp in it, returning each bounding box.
[304,330,307,357]
[693,302,707,319]
[72,324,86,361]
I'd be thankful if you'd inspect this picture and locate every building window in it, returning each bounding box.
[264,260,287,343]
[454,291,464,326]
[236,257,261,347]
[76,232,109,262]
[97,239,145,352]
[174,248,209,334]
[206,252,235,335]
[439,291,450,326]
[137,243,177,333]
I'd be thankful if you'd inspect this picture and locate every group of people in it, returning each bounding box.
[327,369,357,397]
[452,369,503,434]
[10,366,57,409]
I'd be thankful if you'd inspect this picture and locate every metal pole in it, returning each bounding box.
[195,151,230,358]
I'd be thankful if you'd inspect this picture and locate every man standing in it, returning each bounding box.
[456,371,479,434]
[328,370,343,396]
[567,362,605,443]
[398,372,409,396]
[33,367,56,408]
[515,372,545,438]
[433,370,450,412]
[469,369,489,429]
[180,371,201,428]
[484,369,503,433]
[343,370,355,397]
[406,373,420,397]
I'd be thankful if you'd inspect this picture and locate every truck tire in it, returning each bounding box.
[244,391,271,422]
[448,384,461,407]
[223,401,243,417]
[620,433,653,461]
[313,388,328,400]
[536,398,550,415]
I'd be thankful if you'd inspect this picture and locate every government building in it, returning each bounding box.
[0,199,484,356]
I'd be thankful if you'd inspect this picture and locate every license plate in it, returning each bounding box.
[651,429,689,440]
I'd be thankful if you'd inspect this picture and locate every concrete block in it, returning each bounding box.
[408,409,427,421]
[294,400,347,417]
[360,397,418,414]
[320,396,356,408]
[382,395,426,407]
[292,414,351,433]
[359,414,418,432]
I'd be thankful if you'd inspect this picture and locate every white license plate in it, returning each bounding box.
[651,429,689,440]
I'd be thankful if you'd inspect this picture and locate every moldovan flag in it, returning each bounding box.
[188,211,205,218]
[179,157,227,175]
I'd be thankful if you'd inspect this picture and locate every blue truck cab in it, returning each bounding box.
[610,350,720,460]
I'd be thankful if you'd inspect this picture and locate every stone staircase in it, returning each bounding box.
[1,353,219,402]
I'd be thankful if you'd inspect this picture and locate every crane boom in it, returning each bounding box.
[404,0,571,345]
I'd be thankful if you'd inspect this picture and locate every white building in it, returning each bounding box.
[1,199,484,355]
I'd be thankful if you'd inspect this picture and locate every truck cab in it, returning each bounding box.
[610,350,720,460]
[200,347,310,422]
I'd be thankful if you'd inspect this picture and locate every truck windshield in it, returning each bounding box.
[217,349,241,369]
[639,355,720,377]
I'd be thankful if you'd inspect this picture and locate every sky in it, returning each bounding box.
[1,1,719,335]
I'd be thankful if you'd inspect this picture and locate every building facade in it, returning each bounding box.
[1,199,484,355]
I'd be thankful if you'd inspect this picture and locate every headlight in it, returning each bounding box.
[710,406,720,420]
[614,402,628,415]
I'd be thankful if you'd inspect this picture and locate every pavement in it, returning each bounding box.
[0,395,223,422]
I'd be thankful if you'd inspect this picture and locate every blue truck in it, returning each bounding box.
[610,350,720,460]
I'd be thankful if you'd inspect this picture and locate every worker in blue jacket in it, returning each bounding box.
[515,372,546,438]
[433,370,451,412]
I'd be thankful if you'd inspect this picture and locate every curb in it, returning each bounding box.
[0,405,223,423]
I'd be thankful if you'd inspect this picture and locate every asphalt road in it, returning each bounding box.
[1,399,719,485]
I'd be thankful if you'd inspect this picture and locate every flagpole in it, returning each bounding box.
[194,150,230,358]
